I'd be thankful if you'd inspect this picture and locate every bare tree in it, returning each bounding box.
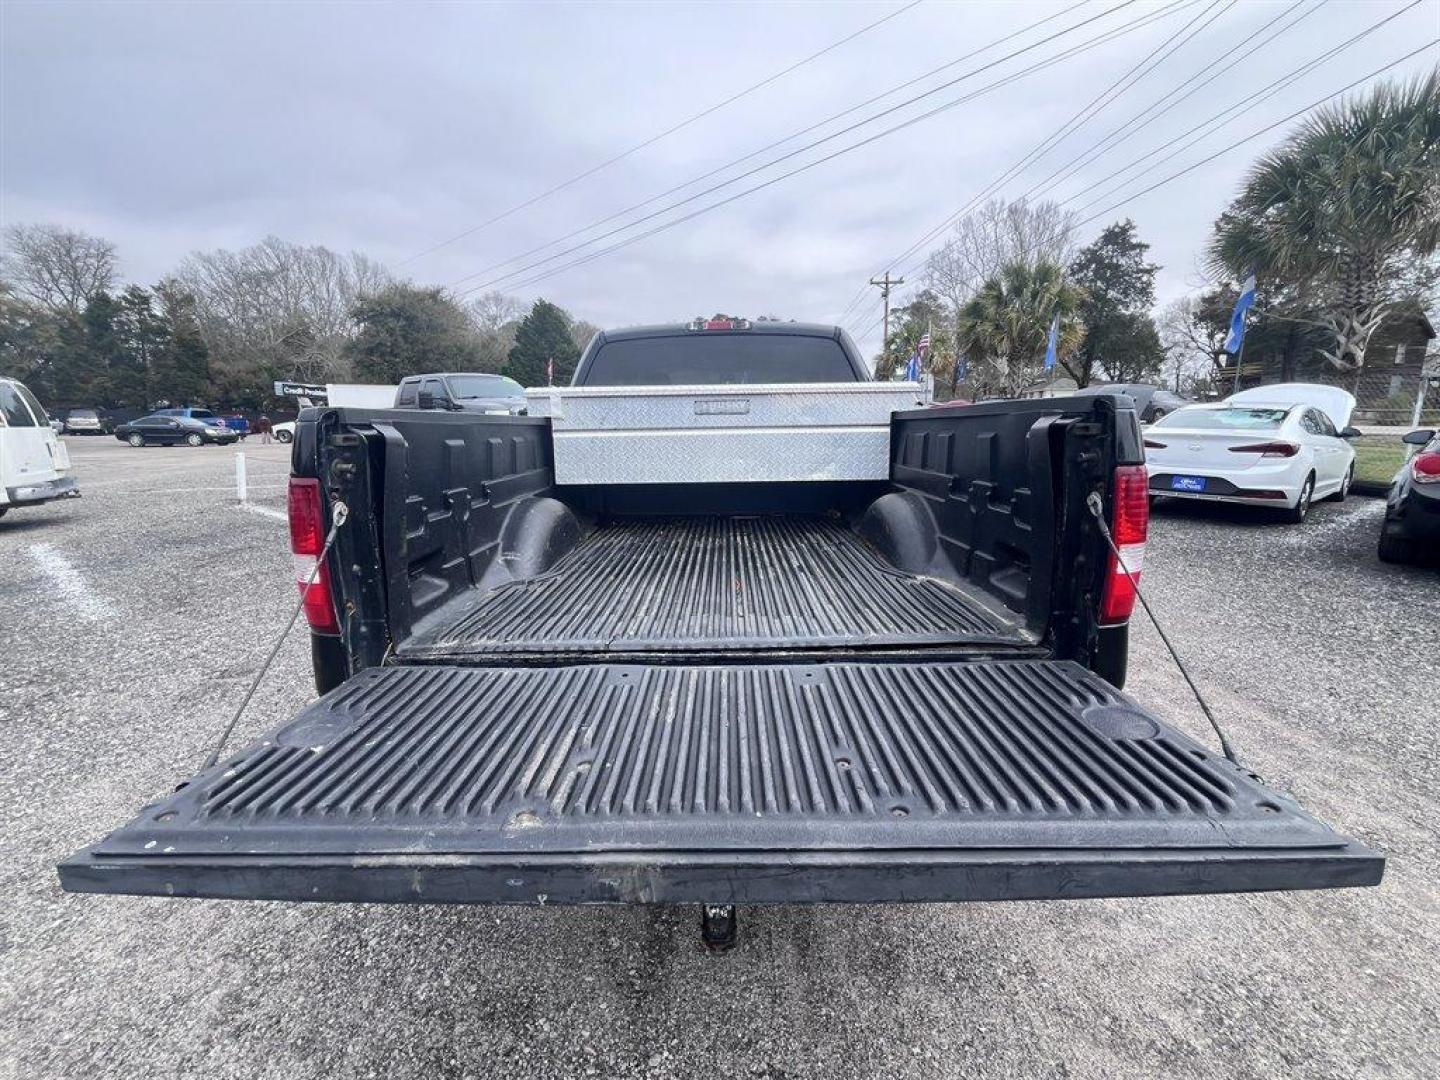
[176,236,390,382]
[1156,297,1221,395]
[466,290,525,372]
[924,199,1078,310]
[1,223,118,312]
[924,199,1078,365]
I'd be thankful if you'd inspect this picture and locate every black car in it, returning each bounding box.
[114,414,240,447]
[1072,383,1191,423]
[395,373,527,415]
[1378,428,1440,564]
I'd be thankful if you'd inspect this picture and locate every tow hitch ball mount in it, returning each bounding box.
[700,904,737,952]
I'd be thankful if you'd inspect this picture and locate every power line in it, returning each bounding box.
[846,0,1422,346]
[397,0,924,267]
[1060,0,1423,215]
[849,36,1437,352]
[456,0,1195,299]
[834,0,1231,330]
[451,0,1166,297]
[443,0,1094,291]
[857,0,1236,307]
[1024,0,1324,202]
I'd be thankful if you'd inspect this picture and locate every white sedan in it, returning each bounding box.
[1143,384,1357,523]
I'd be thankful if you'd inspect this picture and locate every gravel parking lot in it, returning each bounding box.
[3,437,1437,1080]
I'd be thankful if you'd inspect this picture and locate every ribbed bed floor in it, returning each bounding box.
[403,516,1023,656]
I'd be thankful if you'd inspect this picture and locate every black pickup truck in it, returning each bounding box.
[61,321,1380,945]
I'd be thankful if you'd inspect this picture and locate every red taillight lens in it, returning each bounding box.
[1100,465,1149,626]
[287,477,340,634]
[1413,452,1440,484]
[1229,441,1299,457]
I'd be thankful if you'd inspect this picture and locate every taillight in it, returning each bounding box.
[288,477,340,634]
[1229,441,1299,457]
[1413,452,1440,484]
[1100,465,1148,626]
[1143,438,1167,449]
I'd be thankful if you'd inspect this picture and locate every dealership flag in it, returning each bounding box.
[1043,314,1059,370]
[1224,270,1257,354]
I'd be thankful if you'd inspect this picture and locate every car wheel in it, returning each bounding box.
[127,433,145,447]
[275,429,293,444]
[1283,474,1315,524]
[1377,531,1414,564]
[1330,462,1354,502]
[185,433,203,447]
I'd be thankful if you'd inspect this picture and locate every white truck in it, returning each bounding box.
[0,377,80,519]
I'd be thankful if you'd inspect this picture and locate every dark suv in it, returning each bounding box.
[1378,428,1440,564]
[395,373,527,415]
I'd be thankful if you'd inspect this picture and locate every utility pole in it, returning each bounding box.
[870,272,904,374]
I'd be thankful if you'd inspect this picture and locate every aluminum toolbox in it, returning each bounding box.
[524,382,926,485]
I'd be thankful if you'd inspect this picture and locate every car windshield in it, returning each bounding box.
[583,333,857,385]
[190,409,217,419]
[1152,407,1289,431]
[444,375,522,399]
[71,409,98,419]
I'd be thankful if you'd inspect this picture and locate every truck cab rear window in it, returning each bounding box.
[582,334,857,385]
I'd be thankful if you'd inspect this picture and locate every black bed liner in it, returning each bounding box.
[401,516,1025,659]
[60,660,1381,904]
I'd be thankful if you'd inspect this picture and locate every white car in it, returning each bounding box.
[271,421,295,444]
[1143,383,1358,523]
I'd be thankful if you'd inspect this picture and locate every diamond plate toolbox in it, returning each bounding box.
[525,382,927,485]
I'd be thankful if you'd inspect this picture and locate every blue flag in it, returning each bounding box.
[1043,314,1060,371]
[1224,270,1257,354]
[904,350,921,382]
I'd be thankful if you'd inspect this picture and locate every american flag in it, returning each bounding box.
[917,331,931,358]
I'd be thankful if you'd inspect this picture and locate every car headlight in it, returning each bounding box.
[205,427,225,435]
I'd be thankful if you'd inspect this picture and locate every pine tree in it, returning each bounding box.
[503,299,579,386]
[1067,220,1163,387]
[153,281,212,406]
[344,285,483,383]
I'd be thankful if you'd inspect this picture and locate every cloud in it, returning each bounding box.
[4,0,1434,354]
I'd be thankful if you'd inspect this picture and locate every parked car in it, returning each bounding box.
[219,414,251,437]
[1144,383,1358,523]
[395,372,527,414]
[1378,428,1440,564]
[62,408,110,435]
[113,414,240,447]
[271,420,295,444]
[62,322,1381,949]
[0,376,80,518]
[1073,383,1190,423]
[153,406,225,425]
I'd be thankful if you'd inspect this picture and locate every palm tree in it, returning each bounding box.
[1208,72,1440,375]
[957,259,1084,396]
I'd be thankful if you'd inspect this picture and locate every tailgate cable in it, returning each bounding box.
[1086,492,1241,766]
[202,501,349,770]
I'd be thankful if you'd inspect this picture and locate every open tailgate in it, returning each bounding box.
[60,661,1381,904]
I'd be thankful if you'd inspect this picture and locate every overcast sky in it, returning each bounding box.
[2,0,1436,351]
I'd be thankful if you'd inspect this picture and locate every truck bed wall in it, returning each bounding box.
[302,396,1125,674]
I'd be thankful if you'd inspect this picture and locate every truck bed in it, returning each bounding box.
[400,516,1027,659]
[60,660,1381,905]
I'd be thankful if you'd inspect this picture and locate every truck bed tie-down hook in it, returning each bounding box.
[202,500,349,770]
[1086,492,1241,767]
